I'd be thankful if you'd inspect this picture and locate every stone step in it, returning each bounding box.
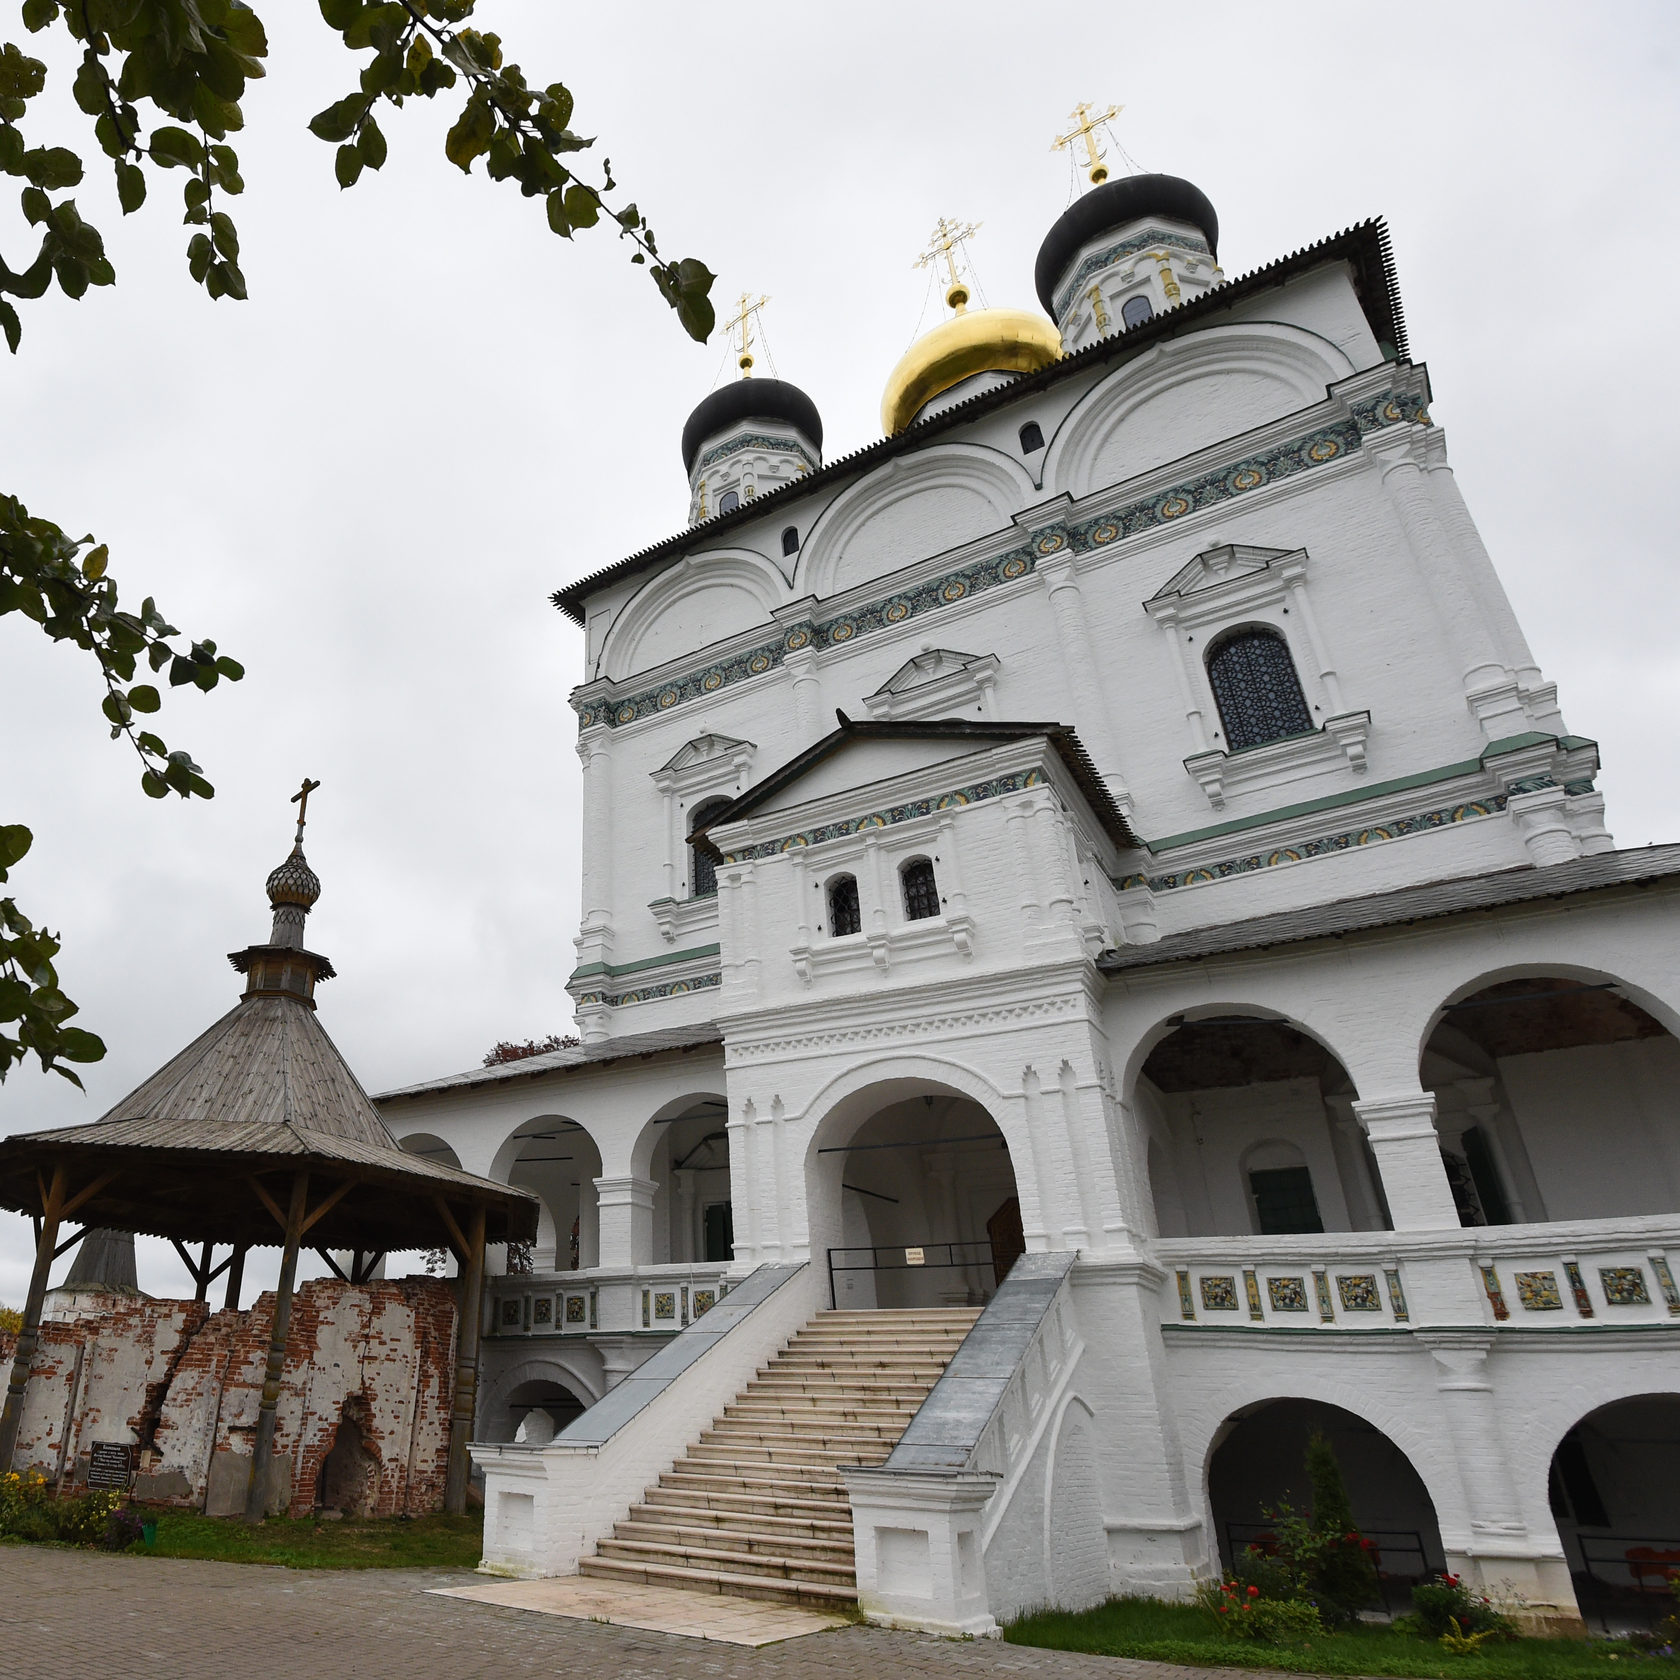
[614,1518,856,1567]
[685,1442,886,1471]
[648,1483,851,1522]
[724,1401,922,1427]
[578,1553,858,1610]
[595,1534,857,1589]
[705,1418,906,1444]
[630,1499,853,1541]
[659,1463,851,1498]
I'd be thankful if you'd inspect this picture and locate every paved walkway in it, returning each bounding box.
[0,1546,1301,1680]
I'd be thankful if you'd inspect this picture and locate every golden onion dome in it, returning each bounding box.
[881,296,1062,435]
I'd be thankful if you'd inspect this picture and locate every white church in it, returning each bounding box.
[374,139,1680,1636]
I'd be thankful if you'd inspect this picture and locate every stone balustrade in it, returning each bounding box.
[486,1263,732,1340]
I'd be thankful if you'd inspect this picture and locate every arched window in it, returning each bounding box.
[717,489,739,515]
[1243,1142,1323,1236]
[1018,421,1044,455]
[826,874,861,937]
[781,525,799,556]
[688,797,730,898]
[1121,294,1154,329]
[901,856,939,921]
[1206,626,1313,752]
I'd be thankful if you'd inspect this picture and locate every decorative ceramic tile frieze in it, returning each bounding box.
[654,1291,677,1320]
[1478,1262,1510,1321]
[693,1288,717,1318]
[1337,1274,1382,1313]
[1383,1267,1409,1322]
[1267,1276,1309,1313]
[1564,1260,1594,1317]
[531,1296,553,1327]
[1564,779,1598,796]
[694,431,819,477]
[1314,1269,1335,1322]
[1200,1274,1239,1312]
[1052,226,1215,319]
[1243,1268,1263,1321]
[589,1290,599,1330]
[724,767,1044,864]
[565,1294,587,1324]
[1651,1254,1680,1317]
[1176,1270,1195,1320]
[577,385,1425,731]
[574,970,723,1009]
[500,1298,522,1329]
[641,1290,650,1328]
[1599,1266,1651,1306]
[1118,796,1508,893]
[1515,1271,1563,1311]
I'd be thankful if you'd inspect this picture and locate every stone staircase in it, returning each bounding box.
[578,1305,982,1608]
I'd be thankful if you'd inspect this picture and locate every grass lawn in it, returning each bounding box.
[144,1509,484,1570]
[1004,1595,1680,1677]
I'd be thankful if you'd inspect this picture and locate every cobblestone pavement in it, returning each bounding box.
[1,1547,1310,1680]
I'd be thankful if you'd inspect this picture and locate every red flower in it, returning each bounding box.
[1248,1586,1260,1597]
[1218,1606,1228,1614]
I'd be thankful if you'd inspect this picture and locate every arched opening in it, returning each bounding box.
[1018,420,1045,454]
[481,1372,591,1445]
[1550,1394,1680,1631]
[781,525,799,556]
[825,872,861,937]
[637,1093,732,1266]
[1206,625,1313,752]
[807,1079,1021,1310]
[396,1134,462,1276]
[688,797,731,899]
[717,488,739,515]
[1121,293,1154,329]
[1209,1398,1446,1610]
[496,1117,602,1272]
[1421,974,1680,1224]
[1137,1013,1385,1237]
[900,855,940,921]
[316,1396,381,1516]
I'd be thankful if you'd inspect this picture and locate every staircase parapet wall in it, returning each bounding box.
[472,1261,818,1577]
[845,1251,1081,1635]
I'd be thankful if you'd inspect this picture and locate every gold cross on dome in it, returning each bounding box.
[290,777,321,843]
[722,291,770,378]
[914,217,982,310]
[1053,100,1122,186]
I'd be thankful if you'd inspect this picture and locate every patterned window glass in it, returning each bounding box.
[827,874,861,937]
[717,489,739,515]
[901,857,940,921]
[1206,627,1313,752]
[688,798,730,898]
[1121,294,1154,329]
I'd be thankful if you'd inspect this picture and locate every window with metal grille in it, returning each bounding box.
[827,874,861,936]
[1122,294,1154,328]
[781,525,799,556]
[901,857,940,921]
[688,798,730,898]
[1018,421,1044,455]
[1206,627,1313,752]
[1248,1165,1323,1235]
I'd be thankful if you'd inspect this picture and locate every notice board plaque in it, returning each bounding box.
[87,1441,137,1490]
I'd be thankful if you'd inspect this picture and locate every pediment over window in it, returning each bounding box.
[651,731,755,796]
[1147,543,1306,613]
[861,649,1001,722]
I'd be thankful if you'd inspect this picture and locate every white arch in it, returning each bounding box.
[796,443,1036,602]
[480,1351,604,1427]
[600,549,787,682]
[1043,323,1358,501]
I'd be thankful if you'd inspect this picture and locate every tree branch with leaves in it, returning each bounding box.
[0,0,715,1085]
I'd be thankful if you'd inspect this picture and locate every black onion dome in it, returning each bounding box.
[680,378,824,476]
[266,846,322,909]
[1034,173,1220,315]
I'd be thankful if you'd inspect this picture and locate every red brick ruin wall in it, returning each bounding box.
[1,1278,458,1519]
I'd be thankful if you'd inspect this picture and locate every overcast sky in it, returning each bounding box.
[2,2,1676,1303]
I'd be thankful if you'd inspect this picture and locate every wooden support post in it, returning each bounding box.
[443,1201,487,1517]
[223,1246,247,1312]
[245,1172,308,1522]
[195,1241,213,1302]
[0,1165,65,1471]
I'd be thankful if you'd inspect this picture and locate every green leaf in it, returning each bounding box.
[561,183,600,229]
[357,119,387,170]
[210,211,239,260]
[53,1026,105,1064]
[308,94,364,144]
[127,684,160,713]
[0,825,31,874]
[81,543,108,580]
[545,190,572,238]
[444,89,495,172]
[543,83,574,130]
[115,160,145,213]
[149,127,205,170]
[141,770,168,798]
[320,0,363,27]
[334,143,363,189]
[20,0,59,31]
[0,299,18,355]
[215,656,244,680]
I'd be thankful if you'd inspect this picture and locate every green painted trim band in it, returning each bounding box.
[569,942,722,982]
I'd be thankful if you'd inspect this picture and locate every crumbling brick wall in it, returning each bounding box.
[5,1279,458,1519]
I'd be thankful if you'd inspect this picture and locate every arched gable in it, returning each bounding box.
[797,444,1035,602]
[1044,323,1358,501]
[601,551,787,682]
